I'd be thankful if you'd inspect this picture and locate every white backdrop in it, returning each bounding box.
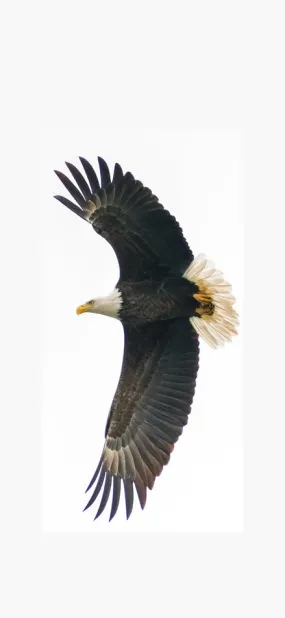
[3,0,284,613]
[41,128,243,532]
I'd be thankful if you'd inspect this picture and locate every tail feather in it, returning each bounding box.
[183,254,239,349]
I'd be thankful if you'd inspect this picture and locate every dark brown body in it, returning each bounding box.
[118,278,199,324]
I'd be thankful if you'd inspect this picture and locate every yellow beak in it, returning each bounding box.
[76,303,90,315]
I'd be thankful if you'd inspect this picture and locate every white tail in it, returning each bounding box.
[183,254,239,348]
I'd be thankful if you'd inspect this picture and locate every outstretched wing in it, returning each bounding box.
[84,318,199,520]
[54,157,193,281]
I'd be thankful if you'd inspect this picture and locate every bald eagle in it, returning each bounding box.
[54,156,238,521]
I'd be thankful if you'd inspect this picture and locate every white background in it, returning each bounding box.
[1,0,284,616]
[42,128,243,532]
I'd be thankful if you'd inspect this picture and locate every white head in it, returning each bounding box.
[76,287,122,319]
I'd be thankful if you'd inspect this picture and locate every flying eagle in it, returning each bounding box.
[54,156,238,521]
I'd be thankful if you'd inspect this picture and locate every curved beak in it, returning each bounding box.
[76,303,90,315]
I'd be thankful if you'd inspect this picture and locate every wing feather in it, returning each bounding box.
[84,319,199,520]
[65,162,92,200]
[79,157,100,193]
[98,156,111,186]
[134,473,147,510]
[112,162,124,184]
[85,453,104,493]
[54,170,86,208]
[54,195,86,220]
[123,478,134,520]
[109,476,121,521]
[94,472,112,520]
[83,467,105,511]
[54,156,193,280]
